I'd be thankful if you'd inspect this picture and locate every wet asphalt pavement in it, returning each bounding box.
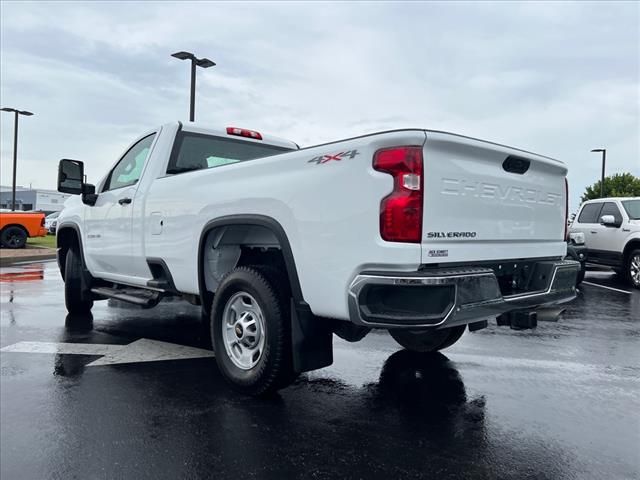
[1,261,638,480]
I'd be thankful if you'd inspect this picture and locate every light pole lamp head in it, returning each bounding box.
[196,58,216,68]
[1,107,34,116]
[171,51,195,61]
[591,148,605,153]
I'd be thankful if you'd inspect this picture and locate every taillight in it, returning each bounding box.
[373,146,423,243]
[564,177,569,240]
[226,127,263,140]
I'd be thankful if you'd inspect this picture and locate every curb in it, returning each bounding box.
[0,252,57,267]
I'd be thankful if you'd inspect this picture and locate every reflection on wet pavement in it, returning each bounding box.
[1,261,639,479]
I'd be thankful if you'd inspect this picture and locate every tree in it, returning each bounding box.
[580,173,640,202]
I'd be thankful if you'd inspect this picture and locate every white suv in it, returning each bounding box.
[569,197,640,288]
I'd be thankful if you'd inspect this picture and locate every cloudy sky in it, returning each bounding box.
[0,1,638,213]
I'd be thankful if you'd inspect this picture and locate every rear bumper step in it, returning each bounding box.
[347,259,579,329]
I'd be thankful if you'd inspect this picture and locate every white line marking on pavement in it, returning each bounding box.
[582,281,632,295]
[0,339,215,366]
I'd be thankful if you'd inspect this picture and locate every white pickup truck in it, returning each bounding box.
[56,122,579,395]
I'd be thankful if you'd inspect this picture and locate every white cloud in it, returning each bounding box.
[0,0,638,214]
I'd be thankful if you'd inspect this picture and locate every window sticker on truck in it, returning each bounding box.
[308,150,359,165]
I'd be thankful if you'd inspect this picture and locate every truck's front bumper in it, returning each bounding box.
[347,259,580,329]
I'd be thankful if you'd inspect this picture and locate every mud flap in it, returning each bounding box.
[291,300,333,373]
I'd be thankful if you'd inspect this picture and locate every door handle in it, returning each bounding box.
[118,197,132,205]
[590,231,597,234]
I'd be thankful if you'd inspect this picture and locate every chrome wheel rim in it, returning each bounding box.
[631,254,640,286]
[222,291,266,370]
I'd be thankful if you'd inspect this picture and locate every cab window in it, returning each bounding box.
[166,133,291,175]
[577,203,603,223]
[599,202,622,224]
[103,134,156,192]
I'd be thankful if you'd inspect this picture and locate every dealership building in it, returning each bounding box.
[0,185,71,213]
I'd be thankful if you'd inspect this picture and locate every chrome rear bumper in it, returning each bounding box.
[347,259,579,329]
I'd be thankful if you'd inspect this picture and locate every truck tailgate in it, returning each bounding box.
[421,131,567,263]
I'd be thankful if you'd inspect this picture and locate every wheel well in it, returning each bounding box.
[198,218,303,308]
[56,227,81,280]
[201,225,286,293]
[623,240,640,263]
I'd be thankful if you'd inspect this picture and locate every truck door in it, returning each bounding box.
[84,134,156,279]
[572,202,604,262]
[590,201,625,264]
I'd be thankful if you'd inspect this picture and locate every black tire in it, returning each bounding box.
[211,266,295,396]
[390,325,466,352]
[1,226,28,249]
[64,248,94,315]
[625,249,640,289]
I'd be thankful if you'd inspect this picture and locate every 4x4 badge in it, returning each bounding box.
[308,150,359,165]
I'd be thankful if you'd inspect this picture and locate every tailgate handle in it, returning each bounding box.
[502,155,530,175]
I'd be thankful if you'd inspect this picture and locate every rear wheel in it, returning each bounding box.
[626,249,640,289]
[211,266,295,396]
[390,325,466,352]
[64,248,94,315]
[1,226,28,249]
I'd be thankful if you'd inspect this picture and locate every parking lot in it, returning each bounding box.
[0,260,638,479]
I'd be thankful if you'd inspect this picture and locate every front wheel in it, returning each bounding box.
[1,226,28,249]
[211,266,295,396]
[64,248,94,315]
[626,249,640,289]
[390,325,466,352]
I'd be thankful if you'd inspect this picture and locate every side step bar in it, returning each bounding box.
[91,287,161,308]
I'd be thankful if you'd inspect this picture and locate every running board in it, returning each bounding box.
[91,287,161,308]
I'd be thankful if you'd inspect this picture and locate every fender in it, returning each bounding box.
[56,222,86,280]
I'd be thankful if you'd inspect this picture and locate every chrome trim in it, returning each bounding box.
[347,260,580,329]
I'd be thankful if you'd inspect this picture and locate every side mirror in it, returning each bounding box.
[58,159,84,194]
[58,159,97,206]
[600,215,619,227]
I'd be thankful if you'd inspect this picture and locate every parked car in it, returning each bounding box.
[44,211,60,233]
[569,197,640,288]
[0,211,47,248]
[55,122,579,395]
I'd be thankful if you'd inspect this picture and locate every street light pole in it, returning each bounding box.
[190,59,197,122]
[591,148,607,198]
[171,51,216,122]
[1,107,34,210]
[12,111,18,210]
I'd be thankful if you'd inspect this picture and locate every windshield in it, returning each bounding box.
[621,200,640,220]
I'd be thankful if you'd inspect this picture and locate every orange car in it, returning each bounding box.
[0,211,47,249]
